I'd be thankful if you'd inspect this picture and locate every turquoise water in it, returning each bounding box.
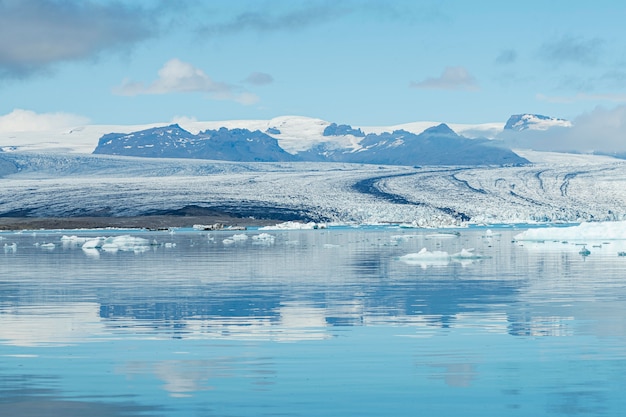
[1,226,626,416]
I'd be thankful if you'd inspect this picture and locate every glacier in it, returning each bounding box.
[1,148,626,227]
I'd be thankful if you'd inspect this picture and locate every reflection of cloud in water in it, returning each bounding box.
[124,360,221,398]
[123,358,276,397]
[429,363,476,388]
[180,302,331,342]
[0,302,103,347]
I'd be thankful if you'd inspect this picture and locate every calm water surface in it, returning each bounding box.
[1,226,626,416]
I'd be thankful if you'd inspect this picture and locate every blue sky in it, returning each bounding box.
[2,0,626,127]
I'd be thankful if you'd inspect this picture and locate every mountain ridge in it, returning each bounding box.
[93,122,529,167]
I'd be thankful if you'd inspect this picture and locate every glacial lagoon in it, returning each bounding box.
[1,225,626,416]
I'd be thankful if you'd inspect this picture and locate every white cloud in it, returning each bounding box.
[113,59,259,105]
[0,108,89,132]
[501,105,626,153]
[410,66,479,91]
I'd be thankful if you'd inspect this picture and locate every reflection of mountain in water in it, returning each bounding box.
[1,228,622,343]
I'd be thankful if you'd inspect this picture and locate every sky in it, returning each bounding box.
[2,0,626,134]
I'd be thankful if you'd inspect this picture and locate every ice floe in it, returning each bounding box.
[251,233,275,245]
[223,233,249,245]
[399,247,488,268]
[81,235,151,253]
[260,221,324,230]
[514,221,626,241]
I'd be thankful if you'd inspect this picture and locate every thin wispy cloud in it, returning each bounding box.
[201,3,350,35]
[538,35,604,66]
[197,1,437,36]
[113,59,259,105]
[0,0,156,79]
[243,72,274,86]
[410,67,479,91]
[537,92,626,104]
[495,49,517,65]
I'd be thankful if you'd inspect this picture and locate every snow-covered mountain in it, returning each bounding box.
[504,114,572,131]
[94,124,297,162]
[92,121,528,166]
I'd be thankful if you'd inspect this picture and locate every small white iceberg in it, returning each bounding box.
[252,233,275,245]
[81,235,150,253]
[260,221,322,230]
[515,221,626,242]
[399,248,451,268]
[450,248,488,260]
[223,233,248,245]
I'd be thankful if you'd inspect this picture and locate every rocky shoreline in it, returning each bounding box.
[0,214,282,231]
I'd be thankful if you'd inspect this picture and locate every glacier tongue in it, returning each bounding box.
[1,151,626,227]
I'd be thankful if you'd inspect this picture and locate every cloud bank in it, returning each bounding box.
[0,109,89,132]
[0,0,156,78]
[500,105,626,153]
[410,67,479,91]
[113,59,259,105]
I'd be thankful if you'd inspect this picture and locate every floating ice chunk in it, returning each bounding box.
[425,231,461,239]
[399,248,451,268]
[515,221,626,242]
[82,248,100,258]
[391,234,421,241]
[223,234,248,245]
[401,247,451,261]
[40,243,55,250]
[450,248,488,259]
[106,235,150,251]
[252,233,275,245]
[82,238,104,249]
[4,243,17,252]
[61,235,90,246]
[260,221,321,230]
[82,235,150,253]
[164,242,176,248]
[101,243,119,252]
[323,243,341,249]
[483,229,501,238]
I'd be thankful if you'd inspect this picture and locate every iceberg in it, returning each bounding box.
[260,221,322,230]
[399,247,487,268]
[514,221,626,241]
[450,248,488,259]
[399,248,451,268]
[80,235,150,253]
[251,233,275,245]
